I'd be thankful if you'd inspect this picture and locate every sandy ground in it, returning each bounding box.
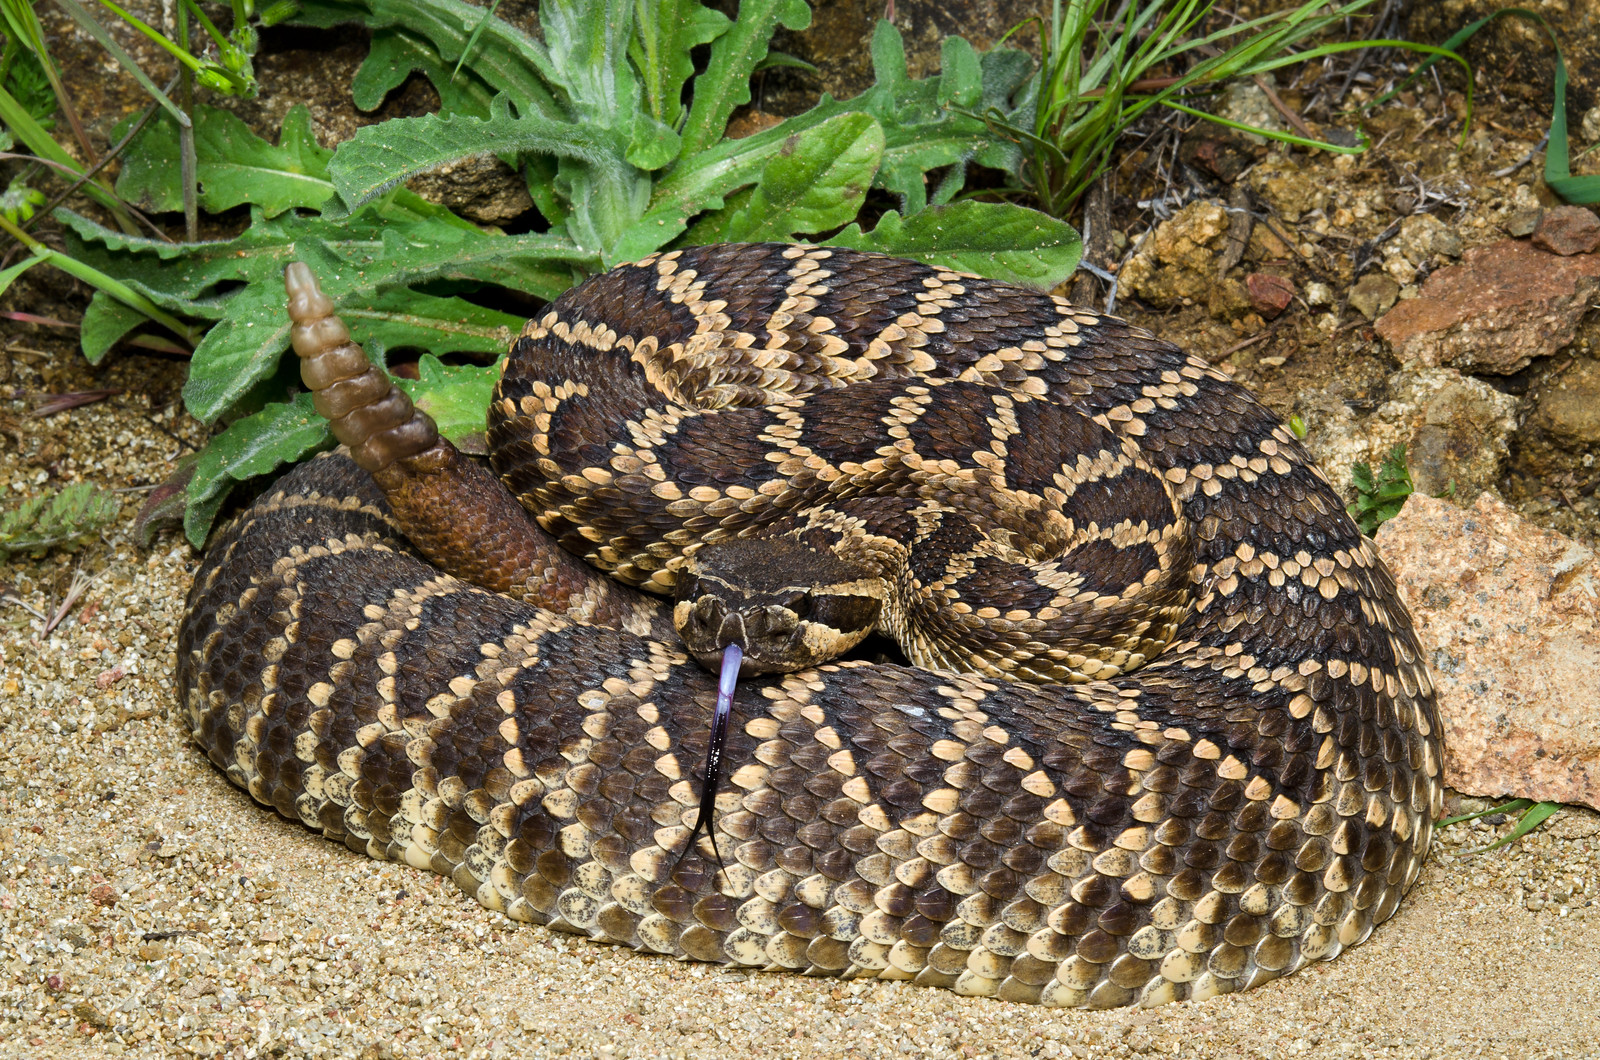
[5,375,1600,1060]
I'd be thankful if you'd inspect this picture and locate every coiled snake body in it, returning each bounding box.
[179,244,1441,1009]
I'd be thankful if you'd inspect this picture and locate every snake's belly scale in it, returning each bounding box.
[178,243,1441,1009]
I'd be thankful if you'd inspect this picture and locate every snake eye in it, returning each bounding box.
[776,589,812,619]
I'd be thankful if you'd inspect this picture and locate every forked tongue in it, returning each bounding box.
[673,642,743,875]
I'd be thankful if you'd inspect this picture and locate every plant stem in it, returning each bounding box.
[0,212,198,345]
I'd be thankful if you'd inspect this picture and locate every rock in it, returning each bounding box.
[1303,281,1334,307]
[1179,132,1257,184]
[1374,238,1600,374]
[1349,273,1399,320]
[1390,368,1519,502]
[1503,208,1542,238]
[1585,104,1600,144]
[1516,357,1600,480]
[1245,273,1294,319]
[1383,252,1418,287]
[1257,168,1327,224]
[1531,205,1600,256]
[1296,367,1517,503]
[1397,213,1464,264]
[1500,183,1544,237]
[1217,77,1283,145]
[1528,357,1600,445]
[1117,201,1232,308]
[406,153,534,225]
[1376,493,1600,809]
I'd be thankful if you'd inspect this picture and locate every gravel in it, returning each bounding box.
[4,375,1600,1060]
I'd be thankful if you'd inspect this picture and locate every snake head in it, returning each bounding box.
[672,537,884,675]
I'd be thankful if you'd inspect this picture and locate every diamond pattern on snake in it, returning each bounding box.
[178,243,1441,1009]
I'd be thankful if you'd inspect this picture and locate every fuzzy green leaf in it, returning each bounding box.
[393,353,502,442]
[1350,443,1414,536]
[541,0,640,129]
[325,95,620,218]
[825,202,1082,287]
[116,104,335,217]
[352,27,495,117]
[0,256,41,298]
[680,0,812,158]
[81,290,152,364]
[936,35,982,108]
[174,224,589,425]
[715,113,883,242]
[293,0,565,119]
[630,0,731,127]
[184,393,331,548]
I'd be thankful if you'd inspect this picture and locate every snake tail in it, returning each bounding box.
[282,263,666,633]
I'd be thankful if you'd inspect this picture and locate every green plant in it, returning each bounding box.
[1349,442,1413,536]
[0,482,121,557]
[0,0,289,318]
[986,0,1471,218]
[1435,797,1562,854]
[62,0,1080,546]
[1383,7,1600,205]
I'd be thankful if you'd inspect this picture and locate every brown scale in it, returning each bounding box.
[179,246,1442,1010]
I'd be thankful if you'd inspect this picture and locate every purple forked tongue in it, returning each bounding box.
[673,643,742,873]
[718,642,742,705]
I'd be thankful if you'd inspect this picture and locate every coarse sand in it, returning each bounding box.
[4,378,1600,1060]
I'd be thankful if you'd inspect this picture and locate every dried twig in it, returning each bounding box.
[31,389,120,417]
[43,568,103,635]
[0,589,46,620]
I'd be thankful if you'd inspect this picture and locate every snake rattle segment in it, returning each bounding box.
[178,244,1442,1009]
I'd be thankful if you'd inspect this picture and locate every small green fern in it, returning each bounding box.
[0,482,121,556]
[1350,443,1414,536]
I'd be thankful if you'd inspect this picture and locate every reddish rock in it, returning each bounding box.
[1245,272,1294,319]
[1374,238,1600,373]
[1531,204,1600,256]
[1375,493,1600,809]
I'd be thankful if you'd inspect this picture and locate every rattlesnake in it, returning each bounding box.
[178,243,1441,1009]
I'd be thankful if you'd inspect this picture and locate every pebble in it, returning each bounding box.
[1532,205,1600,257]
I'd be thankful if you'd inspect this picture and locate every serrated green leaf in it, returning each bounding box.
[718,112,883,242]
[0,482,121,557]
[654,22,1028,223]
[393,353,501,441]
[294,0,565,120]
[184,393,332,547]
[541,0,640,129]
[625,114,683,170]
[170,222,590,424]
[115,104,335,217]
[824,201,1082,287]
[869,16,909,94]
[81,290,151,364]
[680,0,812,158]
[182,281,296,427]
[326,95,619,218]
[630,0,730,127]
[352,27,495,117]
